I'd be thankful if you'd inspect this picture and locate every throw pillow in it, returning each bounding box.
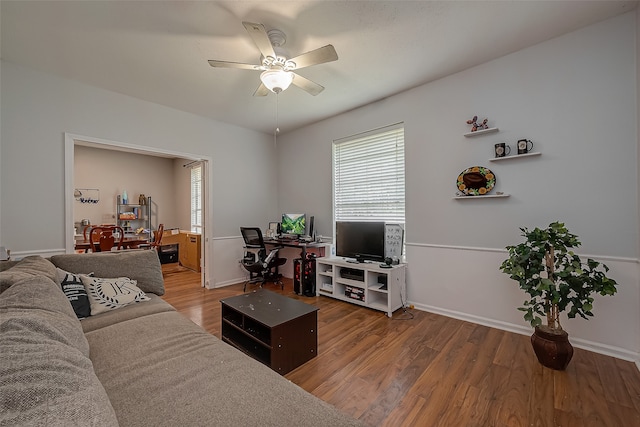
[50,250,165,295]
[81,276,150,315]
[57,268,92,319]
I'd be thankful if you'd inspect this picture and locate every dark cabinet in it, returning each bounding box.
[220,290,318,375]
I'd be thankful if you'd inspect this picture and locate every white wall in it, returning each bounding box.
[636,4,640,369]
[0,60,277,286]
[277,12,639,361]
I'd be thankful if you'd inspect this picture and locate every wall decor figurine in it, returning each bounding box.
[466,115,489,132]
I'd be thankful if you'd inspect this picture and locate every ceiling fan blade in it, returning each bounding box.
[289,45,338,70]
[253,83,270,97]
[291,73,324,96]
[208,60,260,70]
[242,22,276,59]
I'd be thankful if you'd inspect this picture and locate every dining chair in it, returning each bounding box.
[139,223,164,251]
[77,225,95,253]
[89,226,124,252]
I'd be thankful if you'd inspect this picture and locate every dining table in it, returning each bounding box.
[74,235,150,252]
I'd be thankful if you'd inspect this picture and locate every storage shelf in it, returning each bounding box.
[453,193,510,200]
[336,277,365,287]
[117,195,151,241]
[222,320,270,349]
[316,258,406,317]
[464,127,499,137]
[489,152,541,162]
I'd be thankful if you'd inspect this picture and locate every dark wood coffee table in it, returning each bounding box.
[220,289,319,375]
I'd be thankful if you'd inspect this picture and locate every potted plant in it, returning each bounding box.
[500,221,618,370]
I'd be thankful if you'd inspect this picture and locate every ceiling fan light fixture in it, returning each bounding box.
[260,69,293,93]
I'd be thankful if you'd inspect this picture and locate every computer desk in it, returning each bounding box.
[264,238,325,295]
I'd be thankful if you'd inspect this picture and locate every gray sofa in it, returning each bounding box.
[0,250,360,426]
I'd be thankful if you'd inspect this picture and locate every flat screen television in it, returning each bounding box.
[281,213,306,235]
[335,221,385,263]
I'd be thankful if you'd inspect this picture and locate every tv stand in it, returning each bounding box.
[315,258,406,317]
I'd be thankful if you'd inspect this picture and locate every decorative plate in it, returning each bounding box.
[456,166,496,196]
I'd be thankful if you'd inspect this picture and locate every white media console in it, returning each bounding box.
[315,257,407,317]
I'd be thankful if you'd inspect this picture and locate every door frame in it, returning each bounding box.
[64,133,211,288]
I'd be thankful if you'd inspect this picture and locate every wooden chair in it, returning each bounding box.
[140,224,164,251]
[80,224,117,252]
[76,225,95,253]
[89,226,124,252]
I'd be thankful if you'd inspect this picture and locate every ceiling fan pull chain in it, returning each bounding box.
[274,92,279,147]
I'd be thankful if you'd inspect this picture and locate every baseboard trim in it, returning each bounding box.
[212,277,246,288]
[7,249,68,260]
[411,302,640,364]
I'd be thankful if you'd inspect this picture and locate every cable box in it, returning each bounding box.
[340,268,364,281]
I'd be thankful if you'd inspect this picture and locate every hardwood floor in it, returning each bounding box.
[161,263,640,427]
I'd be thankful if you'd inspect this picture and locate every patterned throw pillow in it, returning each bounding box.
[57,268,92,319]
[80,276,150,316]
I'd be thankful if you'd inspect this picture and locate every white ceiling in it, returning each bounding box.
[1,1,637,135]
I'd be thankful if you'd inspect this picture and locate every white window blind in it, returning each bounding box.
[190,164,202,233]
[333,123,405,222]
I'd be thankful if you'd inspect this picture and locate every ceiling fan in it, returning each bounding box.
[208,22,338,96]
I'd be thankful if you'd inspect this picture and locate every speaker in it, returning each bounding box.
[308,216,315,239]
[384,257,399,266]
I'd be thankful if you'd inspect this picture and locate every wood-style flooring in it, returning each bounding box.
[160,263,640,427]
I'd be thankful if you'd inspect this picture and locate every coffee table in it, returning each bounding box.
[220,289,319,375]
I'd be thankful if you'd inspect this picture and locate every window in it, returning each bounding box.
[333,123,405,223]
[190,164,202,233]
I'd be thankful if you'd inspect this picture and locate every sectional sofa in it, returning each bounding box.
[0,250,360,426]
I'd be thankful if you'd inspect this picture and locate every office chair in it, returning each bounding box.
[240,227,286,292]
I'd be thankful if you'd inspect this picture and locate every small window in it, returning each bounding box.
[333,123,405,224]
[191,164,202,233]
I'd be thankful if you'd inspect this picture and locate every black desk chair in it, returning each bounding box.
[240,227,286,292]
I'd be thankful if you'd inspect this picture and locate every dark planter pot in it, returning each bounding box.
[530,326,574,370]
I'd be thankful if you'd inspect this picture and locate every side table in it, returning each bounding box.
[220,289,318,375]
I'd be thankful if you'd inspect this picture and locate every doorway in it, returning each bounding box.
[64,133,211,288]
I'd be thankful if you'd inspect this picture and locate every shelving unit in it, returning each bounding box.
[453,193,510,200]
[460,120,541,197]
[464,127,499,137]
[116,195,151,241]
[489,152,541,162]
[316,257,406,317]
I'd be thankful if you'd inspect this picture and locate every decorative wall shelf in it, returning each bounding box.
[453,193,510,200]
[464,127,499,137]
[489,152,541,162]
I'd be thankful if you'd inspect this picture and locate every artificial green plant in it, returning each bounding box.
[500,221,618,331]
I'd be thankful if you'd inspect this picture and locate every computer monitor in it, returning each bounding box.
[281,213,306,235]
